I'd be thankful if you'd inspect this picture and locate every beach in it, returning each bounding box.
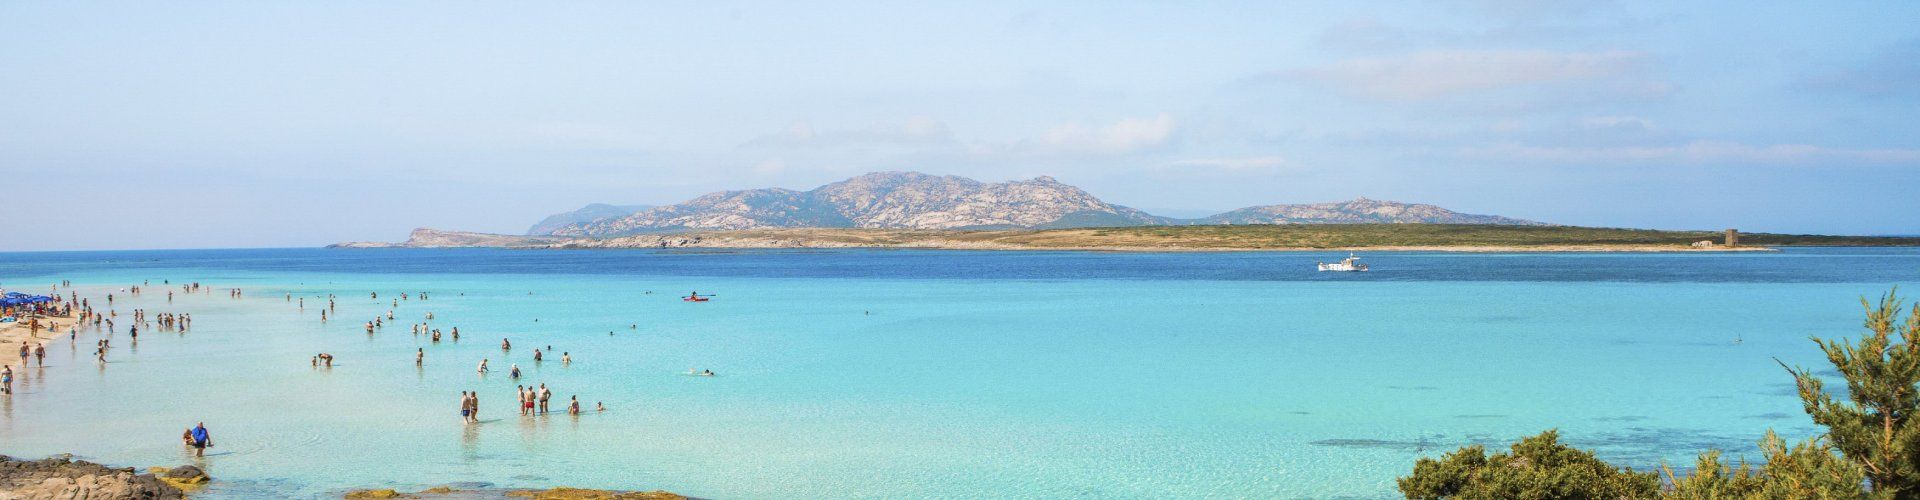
[0,310,66,368]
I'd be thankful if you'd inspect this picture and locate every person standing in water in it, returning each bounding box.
[189,423,212,457]
[416,348,424,365]
[537,384,551,414]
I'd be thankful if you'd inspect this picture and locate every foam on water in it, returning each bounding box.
[0,247,1913,498]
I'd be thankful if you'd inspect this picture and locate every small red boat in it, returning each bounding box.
[682,296,709,302]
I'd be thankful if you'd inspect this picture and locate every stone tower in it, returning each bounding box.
[1725,229,1739,247]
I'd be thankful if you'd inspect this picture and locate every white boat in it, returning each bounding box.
[1317,253,1368,272]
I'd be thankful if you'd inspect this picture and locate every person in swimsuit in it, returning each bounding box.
[568,396,580,415]
[538,384,551,414]
[416,348,424,365]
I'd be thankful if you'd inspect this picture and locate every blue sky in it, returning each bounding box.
[3,1,1917,250]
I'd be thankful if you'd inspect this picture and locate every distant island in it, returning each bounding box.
[527,171,1542,237]
[337,171,1917,252]
[332,225,1920,252]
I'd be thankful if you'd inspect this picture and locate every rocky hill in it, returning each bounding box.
[526,204,651,235]
[1196,198,1543,226]
[549,172,1169,237]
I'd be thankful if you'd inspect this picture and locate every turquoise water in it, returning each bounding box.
[0,248,1915,498]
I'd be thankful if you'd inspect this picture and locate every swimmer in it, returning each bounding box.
[477,358,489,374]
[416,348,424,365]
[568,396,580,415]
[510,364,521,379]
[595,402,605,412]
[562,352,571,365]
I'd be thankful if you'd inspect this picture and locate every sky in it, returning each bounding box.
[3,1,1918,250]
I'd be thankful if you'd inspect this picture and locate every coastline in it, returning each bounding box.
[333,227,1835,253]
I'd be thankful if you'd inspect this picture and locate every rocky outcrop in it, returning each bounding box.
[1197,198,1543,226]
[549,172,1167,236]
[0,455,186,499]
[526,204,652,236]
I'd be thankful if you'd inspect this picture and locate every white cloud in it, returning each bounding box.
[1293,49,1662,101]
[1025,114,1176,154]
[1461,140,1920,164]
[742,117,953,148]
[1167,156,1288,171]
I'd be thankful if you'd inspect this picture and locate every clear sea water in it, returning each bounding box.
[0,247,1915,498]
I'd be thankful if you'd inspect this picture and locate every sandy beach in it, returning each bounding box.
[0,311,67,368]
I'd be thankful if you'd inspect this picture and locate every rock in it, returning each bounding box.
[163,465,208,484]
[0,454,184,499]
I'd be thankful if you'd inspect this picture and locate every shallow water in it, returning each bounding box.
[0,247,1914,498]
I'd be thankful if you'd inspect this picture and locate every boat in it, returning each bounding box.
[682,296,709,302]
[1317,253,1368,272]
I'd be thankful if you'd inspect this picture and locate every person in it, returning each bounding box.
[595,401,606,412]
[533,349,542,362]
[477,358,488,374]
[181,428,195,447]
[567,396,580,415]
[538,384,551,414]
[416,348,424,365]
[562,352,571,365]
[189,423,212,457]
[509,364,521,379]
[1,365,11,395]
[501,338,511,351]
[318,353,333,367]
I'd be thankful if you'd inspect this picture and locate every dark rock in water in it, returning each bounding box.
[0,454,184,499]
[163,465,209,483]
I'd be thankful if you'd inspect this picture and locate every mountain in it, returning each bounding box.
[548,172,1169,237]
[1196,197,1544,226]
[526,204,652,235]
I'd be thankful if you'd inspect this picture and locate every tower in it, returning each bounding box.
[1725,229,1738,247]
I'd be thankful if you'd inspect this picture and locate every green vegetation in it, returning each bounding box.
[1400,289,1920,498]
[1398,430,1661,499]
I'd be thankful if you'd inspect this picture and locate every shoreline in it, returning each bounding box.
[337,227,1814,253]
[0,310,69,369]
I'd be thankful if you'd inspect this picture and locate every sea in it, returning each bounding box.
[0,247,1914,498]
